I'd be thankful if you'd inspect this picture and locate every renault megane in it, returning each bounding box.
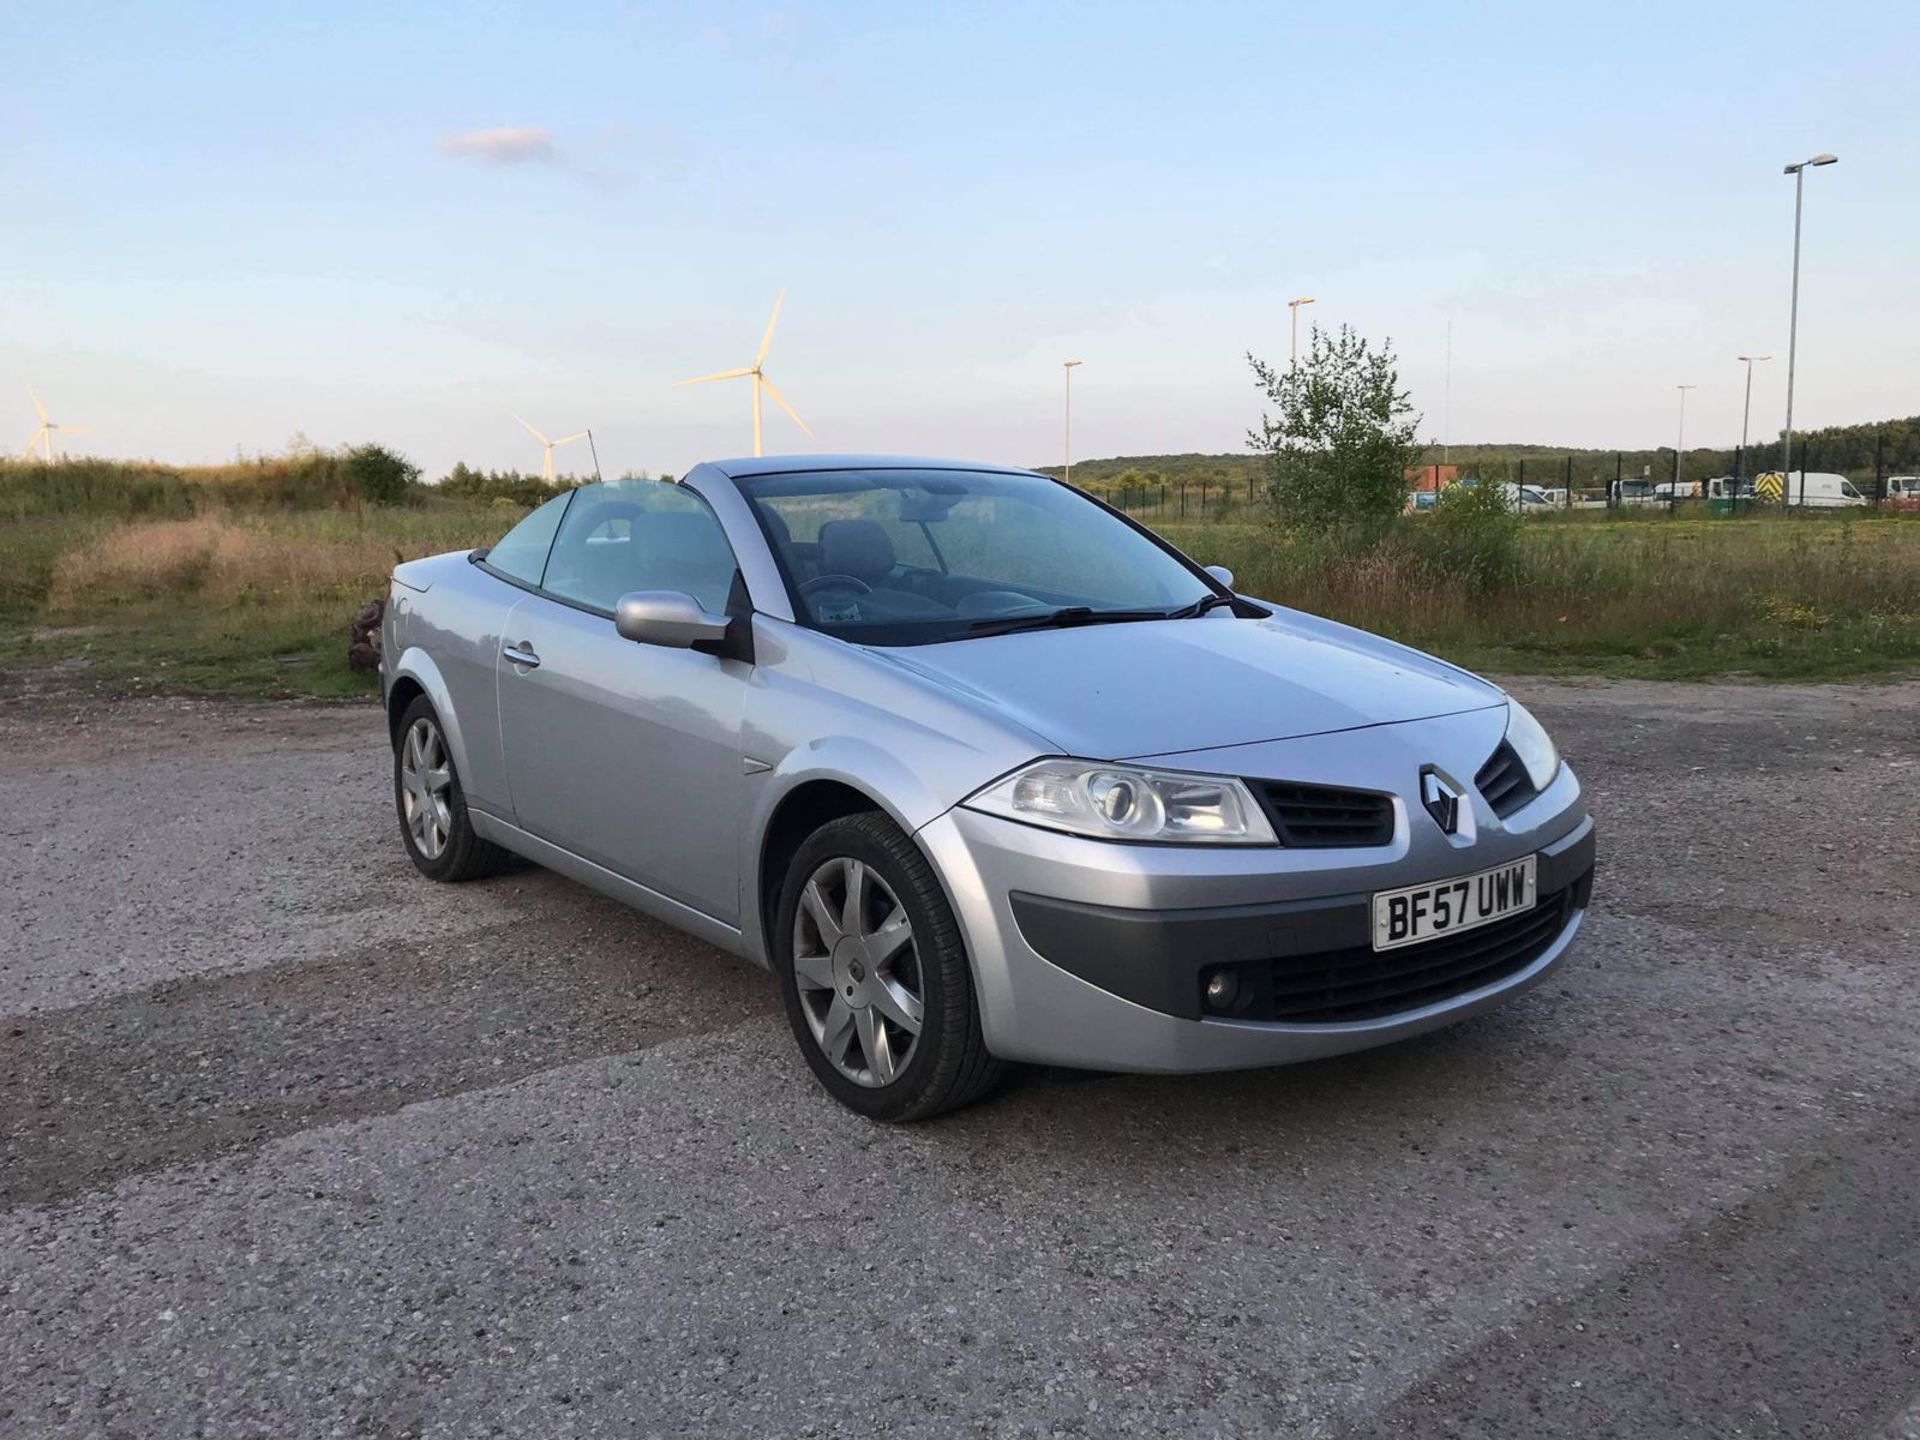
[382,457,1594,1119]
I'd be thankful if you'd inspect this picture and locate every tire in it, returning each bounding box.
[392,695,509,883]
[773,812,1004,1121]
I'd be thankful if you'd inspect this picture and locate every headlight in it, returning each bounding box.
[1504,699,1560,791]
[963,758,1277,844]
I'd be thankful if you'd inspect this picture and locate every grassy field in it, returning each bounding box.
[1,503,506,699]
[1160,514,1920,680]
[3,456,1918,698]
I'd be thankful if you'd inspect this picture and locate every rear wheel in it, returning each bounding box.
[393,695,508,882]
[774,812,1003,1121]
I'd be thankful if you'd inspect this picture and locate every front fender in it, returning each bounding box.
[739,736,1008,970]
[386,646,479,808]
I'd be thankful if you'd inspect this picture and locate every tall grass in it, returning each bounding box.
[1160,514,1920,678]
[3,505,508,699]
[0,445,431,520]
[44,510,502,611]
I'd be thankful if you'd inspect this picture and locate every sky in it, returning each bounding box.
[3,0,1917,480]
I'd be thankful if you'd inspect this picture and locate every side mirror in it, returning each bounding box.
[614,591,731,650]
[1204,564,1235,590]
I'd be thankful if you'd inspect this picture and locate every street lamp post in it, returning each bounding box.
[1737,354,1770,494]
[1062,360,1083,485]
[1674,384,1697,510]
[1288,297,1315,365]
[1781,153,1838,508]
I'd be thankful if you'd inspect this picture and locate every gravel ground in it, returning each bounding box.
[2,679,1917,1438]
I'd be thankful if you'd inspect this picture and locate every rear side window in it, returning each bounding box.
[483,490,573,585]
[541,480,739,615]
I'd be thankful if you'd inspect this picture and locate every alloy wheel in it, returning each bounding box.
[399,716,454,860]
[791,855,925,1087]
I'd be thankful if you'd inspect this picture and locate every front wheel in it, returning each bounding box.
[774,812,1003,1121]
[393,695,508,882]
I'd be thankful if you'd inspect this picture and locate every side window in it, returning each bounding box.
[483,490,573,586]
[542,480,740,614]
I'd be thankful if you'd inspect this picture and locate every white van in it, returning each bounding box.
[1781,472,1867,508]
[1499,482,1557,511]
[1888,476,1918,502]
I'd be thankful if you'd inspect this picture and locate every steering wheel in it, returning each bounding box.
[800,573,873,597]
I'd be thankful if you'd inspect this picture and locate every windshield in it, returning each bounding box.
[739,468,1216,645]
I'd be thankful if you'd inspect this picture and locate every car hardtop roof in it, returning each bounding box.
[708,453,1046,481]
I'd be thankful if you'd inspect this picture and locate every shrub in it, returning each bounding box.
[342,444,420,505]
[437,461,571,508]
[1412,479,1524,592]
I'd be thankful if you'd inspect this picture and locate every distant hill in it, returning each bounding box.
[1039,413,1920,489]
[1036,453,1264,486]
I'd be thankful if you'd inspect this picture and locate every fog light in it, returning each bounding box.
[1204,969,1240,1010]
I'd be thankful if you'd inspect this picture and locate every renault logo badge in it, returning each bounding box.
[1421,769,1462,835]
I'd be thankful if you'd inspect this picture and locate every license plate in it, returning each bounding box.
[1373,856,1537,951]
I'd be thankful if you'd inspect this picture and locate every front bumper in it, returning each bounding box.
[914,712,1594,1073]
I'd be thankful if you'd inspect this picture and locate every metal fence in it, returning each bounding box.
[1452,431,1920,516]
[1074,430,1920,523]
[1084,478,1260,523]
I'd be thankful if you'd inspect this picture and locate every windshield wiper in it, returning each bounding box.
[1167,593,1239,619]
[963,605,1174,638]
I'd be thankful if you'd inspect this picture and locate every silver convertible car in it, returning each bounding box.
[382,456,1594,1120]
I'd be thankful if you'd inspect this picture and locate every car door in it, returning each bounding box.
[443,490,575,814]
[495,481,749,925]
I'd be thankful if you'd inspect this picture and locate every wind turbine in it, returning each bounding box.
[515,416,588,483]
[22,387,87,462]
[675,290,812,456]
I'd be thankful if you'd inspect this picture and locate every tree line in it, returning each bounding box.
[1044,413,1920,492]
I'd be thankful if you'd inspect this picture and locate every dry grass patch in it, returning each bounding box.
[46,511,500,611]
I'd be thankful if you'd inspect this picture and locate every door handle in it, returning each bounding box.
[502,643,541,669]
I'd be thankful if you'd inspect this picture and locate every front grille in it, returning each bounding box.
[1251,781,1395,848]
[1218,886,1572,1024]
[1475,742,1538,818]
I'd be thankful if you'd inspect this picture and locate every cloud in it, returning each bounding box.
[436,127,558,166]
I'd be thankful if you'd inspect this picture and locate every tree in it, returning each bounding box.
[1248,324,1422,546]
[342,443,421,505]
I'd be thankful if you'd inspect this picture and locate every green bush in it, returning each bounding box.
[342,444,420,505]
[436,462,575,508]
[1413,479,1524,592]
[1248,324,1424,551]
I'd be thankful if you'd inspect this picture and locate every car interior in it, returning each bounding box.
[541,498,740,616]
[759,511,1066,623]
[517,475,1202,635]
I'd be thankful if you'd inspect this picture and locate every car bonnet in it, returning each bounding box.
[869,608,1503,761]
